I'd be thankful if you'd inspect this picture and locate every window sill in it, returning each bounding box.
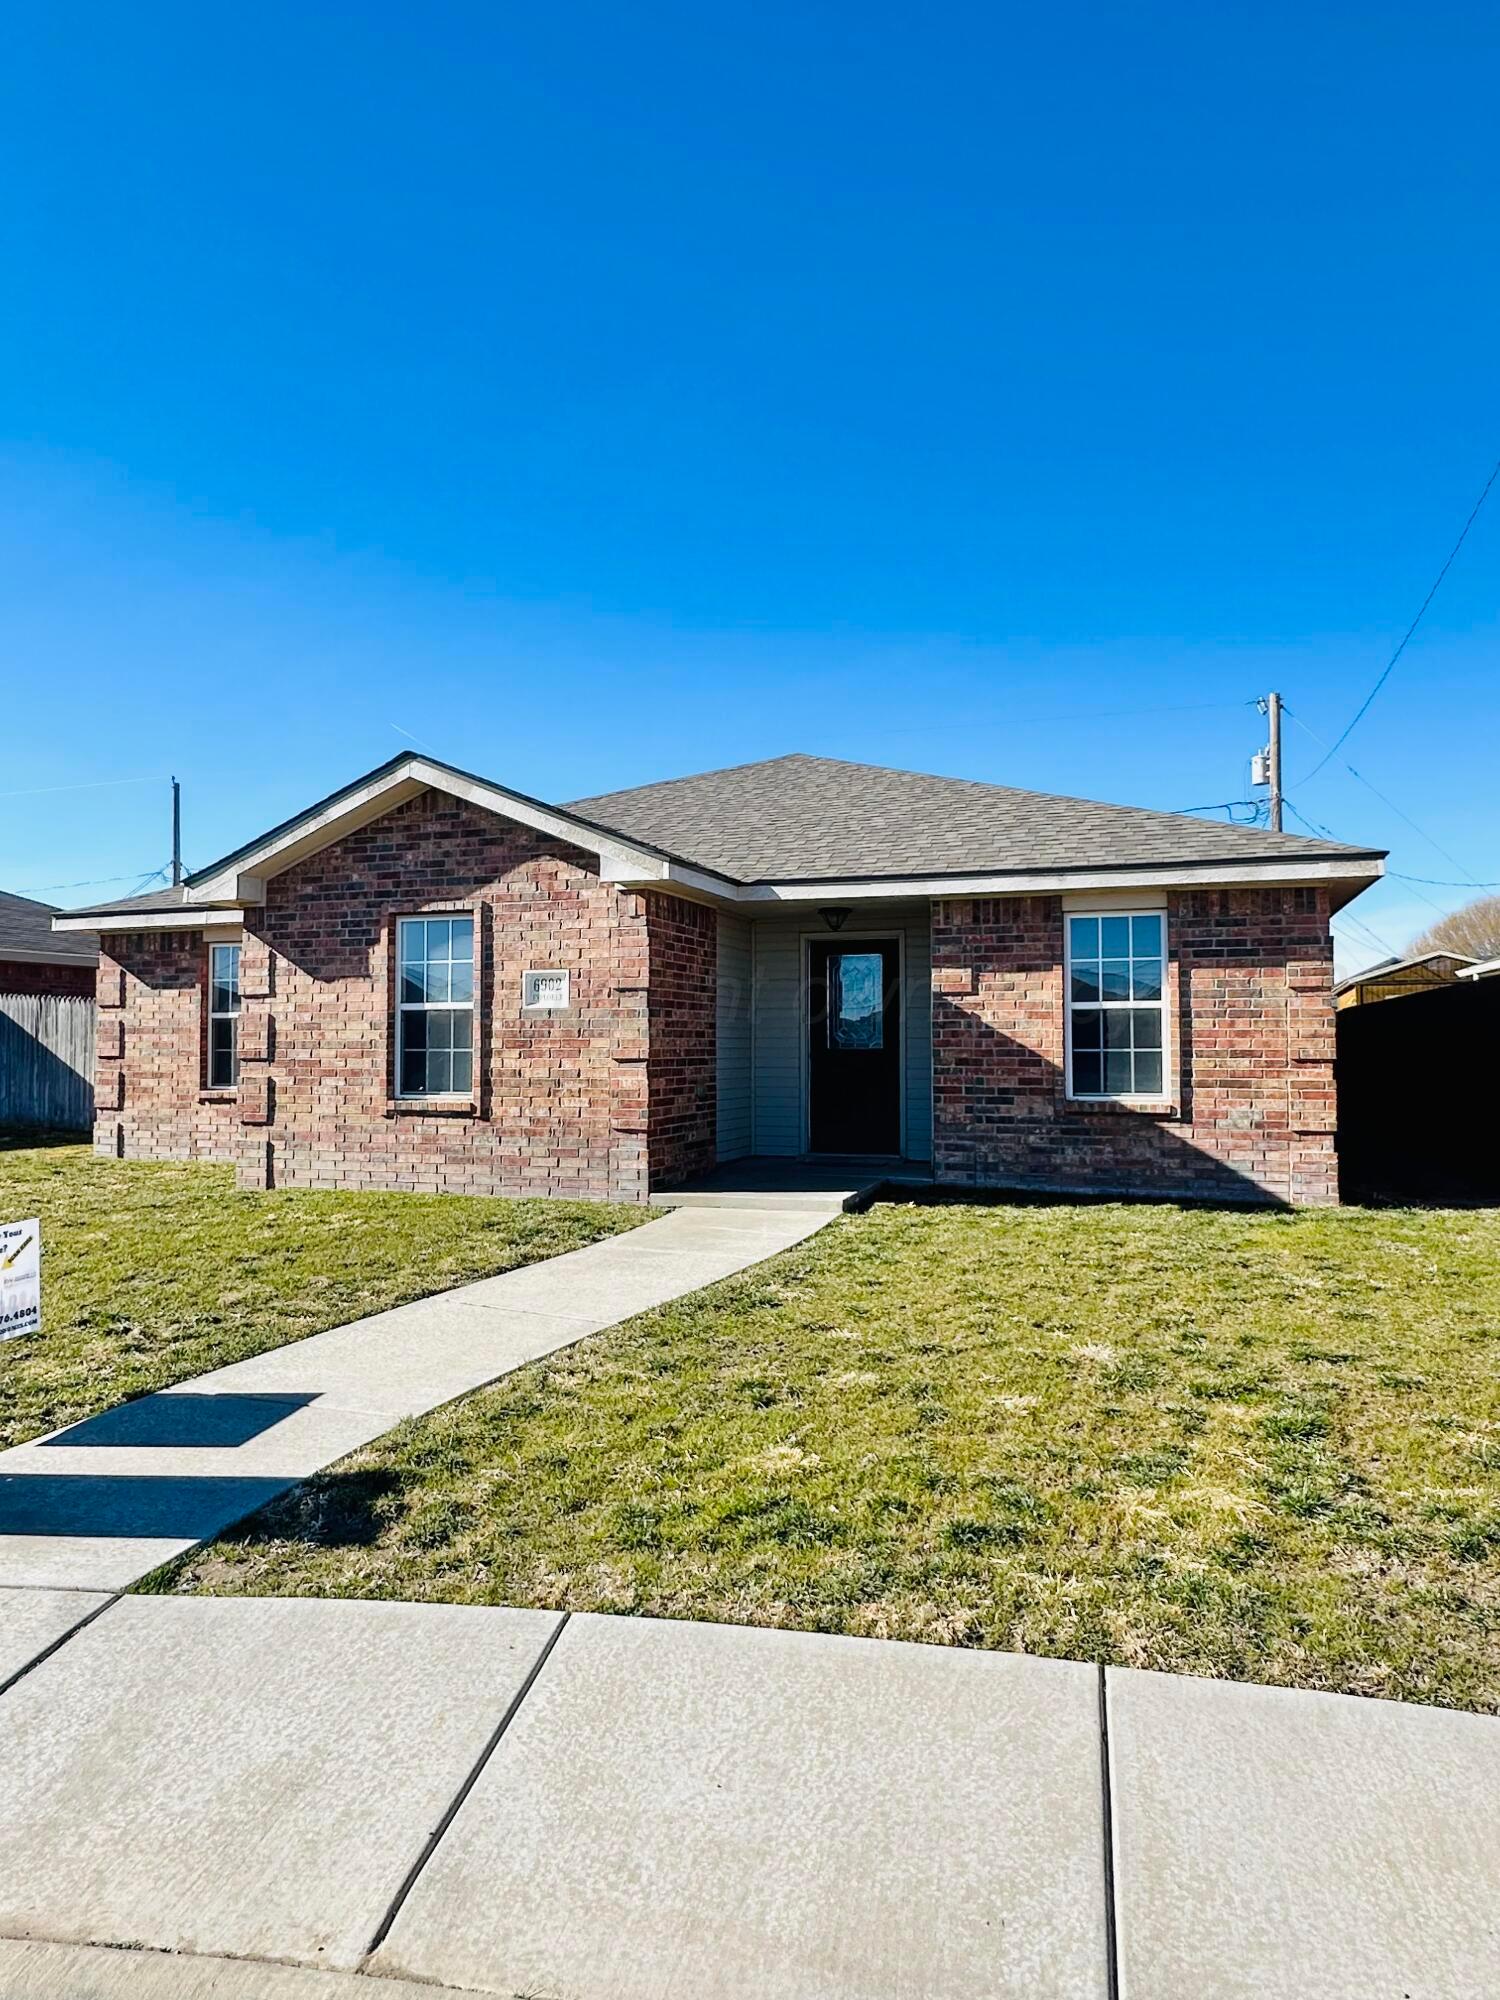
[385,1097,477,1118]
[1065,1096,1179,1119]
[199,1090,238,1104]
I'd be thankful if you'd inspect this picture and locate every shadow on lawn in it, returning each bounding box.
[869,1180,1281,1215]
[209,1467,406,1551]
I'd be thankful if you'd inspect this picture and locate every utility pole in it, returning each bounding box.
[171,776,182,886]
[1266,691,1282,832]
[1253,694,1284,831]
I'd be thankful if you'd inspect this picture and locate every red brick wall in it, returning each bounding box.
[645,892,717,1189]
[95,791,724,1201]
[91,935,239,1162]
[233,790,656,1199]
[0,959,95,999]
[930,888,1337,1206]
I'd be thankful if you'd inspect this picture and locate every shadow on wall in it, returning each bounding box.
[928,993,1299,1209]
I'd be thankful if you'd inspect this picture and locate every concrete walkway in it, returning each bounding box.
[0,1200,835,1594]
[0,1598,1496,1998]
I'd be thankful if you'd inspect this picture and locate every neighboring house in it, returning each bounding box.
[55,753,1385,1206]
[1457,955,1500,982]
[1333,950,1474,1010]
[1,889,97,1131]
[0,889,97,997]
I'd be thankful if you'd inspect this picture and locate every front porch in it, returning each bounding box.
[713,899,934,1173]
[650,1154,933,1214]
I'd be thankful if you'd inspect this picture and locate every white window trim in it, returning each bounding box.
[1063,907,1172,1104]
[396,915,477,1101]
[207,941,241,1090]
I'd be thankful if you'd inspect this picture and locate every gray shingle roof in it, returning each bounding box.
[59,886,199,921]
[568,754,1382,884]
[0,889,99,964]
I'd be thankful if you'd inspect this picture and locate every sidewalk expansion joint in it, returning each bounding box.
[360,1609,572,1965]
[0,1591,124,1701]
[1097,1663,1120,2000]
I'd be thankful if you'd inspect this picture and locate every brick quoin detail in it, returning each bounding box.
[930,887,1338,1207]
[0,959,95,999]
[94,791,720,1202]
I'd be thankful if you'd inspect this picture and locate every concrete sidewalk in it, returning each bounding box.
[0,1598,1496,1998]
[0,1200,834,1595]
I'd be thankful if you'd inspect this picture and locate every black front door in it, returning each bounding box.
[807,938,901,1155]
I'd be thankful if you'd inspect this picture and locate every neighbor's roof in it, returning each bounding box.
[0,888,99,964]
[1333,949,1476,998]
[569,753,1383,885]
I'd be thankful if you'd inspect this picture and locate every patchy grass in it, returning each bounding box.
[158,1197,1500,1710]
[0,1138,644,1448]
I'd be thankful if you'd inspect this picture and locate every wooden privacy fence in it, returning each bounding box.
[0,992,95,1132]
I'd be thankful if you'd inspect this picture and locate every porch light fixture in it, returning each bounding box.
[820,906,853,933]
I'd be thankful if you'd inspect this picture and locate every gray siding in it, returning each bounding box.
[715,912,753,1161]
[749,903,931,1160]
[0,993,95,1131]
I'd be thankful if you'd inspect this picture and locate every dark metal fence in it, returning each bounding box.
[1337,977,1499,1203]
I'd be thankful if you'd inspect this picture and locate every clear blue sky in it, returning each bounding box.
[3,3,1496,974]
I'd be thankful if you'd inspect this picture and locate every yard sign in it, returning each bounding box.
[0,1218,40,1339]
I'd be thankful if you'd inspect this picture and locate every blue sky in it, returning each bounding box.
[2,2,1496,973]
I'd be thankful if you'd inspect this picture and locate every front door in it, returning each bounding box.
[807,938,901,1155]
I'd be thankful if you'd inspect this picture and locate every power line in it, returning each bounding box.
[1338,914,1404,962]
[1176,798,1266,822]
[1294,451,1500,784]
[25,867,164,894]
[1285,708,1480,885]
[1391,868,1500,889]
[0,774,165,803]
[1282,793,1453,920]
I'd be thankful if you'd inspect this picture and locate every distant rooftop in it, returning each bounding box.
[0,888,99,965]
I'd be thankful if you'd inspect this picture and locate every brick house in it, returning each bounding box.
[54,753,1384,1206]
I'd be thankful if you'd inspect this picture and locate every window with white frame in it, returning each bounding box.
[397,916,475,1097]
[207,942,241,1088]
[1066,912,1166,1099]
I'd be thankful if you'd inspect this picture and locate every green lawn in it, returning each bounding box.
[159,1197,1500,1711]
[0,1137,644,1449]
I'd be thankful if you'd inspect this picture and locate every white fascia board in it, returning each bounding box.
[1458,956,1500,980]
[0,944,98,965]
[52,907,244,934]
[185,758,678,903]
[609,854,1385,906]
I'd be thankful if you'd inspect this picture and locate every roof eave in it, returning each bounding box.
[53,907,244,936]
[605,852,1386,910]
[0,942,100,964]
